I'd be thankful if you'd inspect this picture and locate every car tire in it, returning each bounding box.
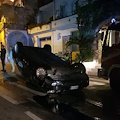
[71,63,86,72]
[14,42,23,54]
[110,68,120,93]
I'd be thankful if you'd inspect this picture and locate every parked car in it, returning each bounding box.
[13,42,89,94]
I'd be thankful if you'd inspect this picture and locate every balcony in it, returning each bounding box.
[28,24,51,34]
[52,14,78,30]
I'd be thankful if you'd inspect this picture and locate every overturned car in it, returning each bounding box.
[13,42,89,94]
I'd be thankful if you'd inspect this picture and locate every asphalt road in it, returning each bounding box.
[0,63,65,120]
[0,75,66,120]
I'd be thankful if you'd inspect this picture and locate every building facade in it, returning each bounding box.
[0,0,34,58]
[28,0,79,59]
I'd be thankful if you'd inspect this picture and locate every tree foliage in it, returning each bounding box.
[76,0,120,30]
[66,30,95,62]
[0,3,34,29]
[66,0,120,62]
[0,4,16,23]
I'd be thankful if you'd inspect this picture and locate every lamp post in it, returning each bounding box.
[10,0,14,2]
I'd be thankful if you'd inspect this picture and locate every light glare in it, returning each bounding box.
[111,18,116,23]
[10,0,14,2]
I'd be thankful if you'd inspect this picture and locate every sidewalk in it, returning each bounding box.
[89,75,109,83]
[0,62,20,79]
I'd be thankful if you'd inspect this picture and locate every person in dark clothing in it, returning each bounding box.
[1,45,6,72]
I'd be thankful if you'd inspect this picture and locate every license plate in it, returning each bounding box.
[70,85,79,90]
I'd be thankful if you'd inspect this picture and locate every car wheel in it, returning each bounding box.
[14,42,23,54]
[110,68,120,93]
[71,63,86,73]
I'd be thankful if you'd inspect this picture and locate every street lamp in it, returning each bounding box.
[111,18,116,23]
[10,0,14,2]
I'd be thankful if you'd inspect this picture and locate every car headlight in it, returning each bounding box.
[36,68,46,77]
[51,81,63,86]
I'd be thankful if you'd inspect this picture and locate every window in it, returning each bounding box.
[56,10,59,19]
[71,31,79,52]
[60,5,66,18]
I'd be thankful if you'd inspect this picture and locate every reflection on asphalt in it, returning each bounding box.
[102,90,120,120]
[33,95,94,120]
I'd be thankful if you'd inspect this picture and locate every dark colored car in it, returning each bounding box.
[13,42,89,94]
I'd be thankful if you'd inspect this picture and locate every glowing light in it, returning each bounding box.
[1,16,6,23]
[10,0,14,2]
[111,18,116,23]
[82,60,101,76]
[83,60,97,71]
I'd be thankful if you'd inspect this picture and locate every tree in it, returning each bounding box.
[76,0,120,30]
[0,2,34,30]
[66,29,95,62]
[66,0,120,62]
[66,0,96,62]
[14,4,35,29]
[0,4,16,23]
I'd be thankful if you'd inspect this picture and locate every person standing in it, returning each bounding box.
[8,46,15,72]
[1,45,6,72]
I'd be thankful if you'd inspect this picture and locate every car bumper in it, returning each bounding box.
[45,74,89,94]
